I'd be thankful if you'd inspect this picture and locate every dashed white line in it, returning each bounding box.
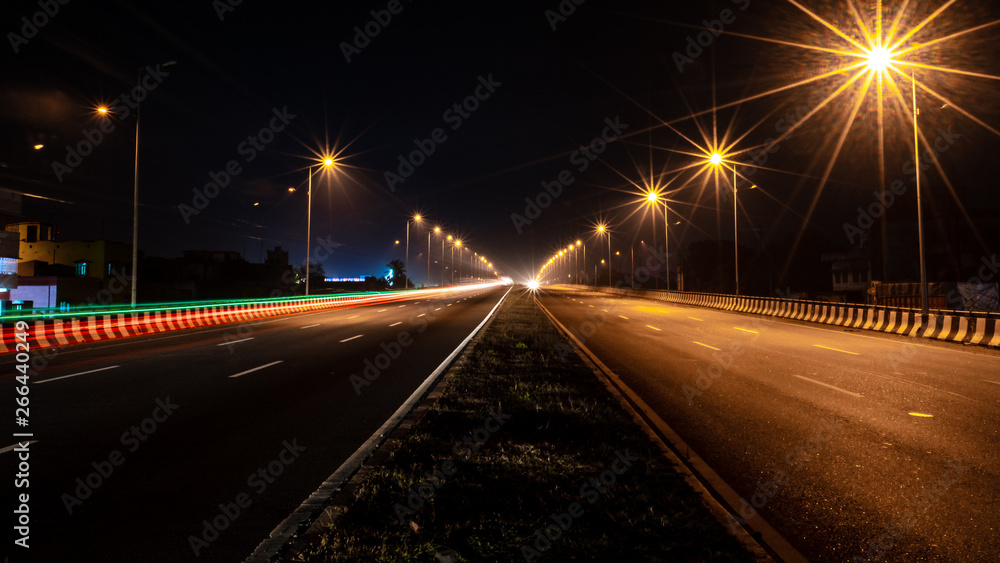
[435,308,441,311]
[734,327,759,334]
[619,315,629,320]
[984,380,1000,386]
[229,360,284,379]
[340,335,363,343]
[389,322,402,327]
[219,337,254,346]
[398,305,407,308]
[688,316,704,321]
[793,374,863,397]
[646,325,662,332]
[377,309,387,312]
[37,365,121,385]
[348,315,359,319]
[300,324,321,329]
[417,314,426,317]
[693,342,721,351]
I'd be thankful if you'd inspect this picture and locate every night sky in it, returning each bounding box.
[3,0,999,285]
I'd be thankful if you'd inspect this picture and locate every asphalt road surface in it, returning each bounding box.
[537,286,1000,562]
[1,284,505,562]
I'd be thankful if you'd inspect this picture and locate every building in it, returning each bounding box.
[0,192,22,297]
[4,221,132,309]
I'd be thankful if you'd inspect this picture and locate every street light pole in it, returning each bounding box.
[306,168,313,296]
[129,61,176,307]
[305,158,334,296]
[913,73,929,314]
[734,165,739,296]
[651,203,658,290]
[427,231,432,288]
[607,233,612,287]
[131,75,141,307]
[663,201,670,292]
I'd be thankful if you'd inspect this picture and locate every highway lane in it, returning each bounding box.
[0,284,506,562]
[538,286,1000,562]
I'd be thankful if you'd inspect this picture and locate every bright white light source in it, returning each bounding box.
[866,45,893,74]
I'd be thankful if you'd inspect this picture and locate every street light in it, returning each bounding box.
[645,191,661,290]
[709,152,755,296]
[99,60,177,307]
[305,156,336,296]
[597,224,611,286]
[447,235,454,284]
[455,239,463,283]
[406,214,422,290]
[434,227,443,286]
[912,73,929,314]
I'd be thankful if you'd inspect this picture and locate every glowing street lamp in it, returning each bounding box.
[707,151,759,296]
[912,73,929,313]
[96,60,177,307]
[305,156,336,296]
[597,224,611,286]
[447,235,454,284]
[405,214,422,290]
[435,227,444,286]
[455,239,463,283]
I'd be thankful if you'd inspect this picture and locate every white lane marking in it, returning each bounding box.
[0,440,38,455]
[693,342,721,351]
[348,315,359,319]
[984,380,1000,386]
[377,309,387,312]
[646,325,662,332]
[229,360,284,379]
[300,324,321,329]
[435,308,442,311]
[389,322,402,327]
[36,365,120,385]
[417,314,426,317]
[619,316,629,320]
[689,317,704,321]
[813,344,861,356]
[219,337,254,346]
[734,327,759,334]
[793,374,864,397]
[447,303,453,306]
[340,335,363,343]
[602,309,609,313]
[398,305,407,308]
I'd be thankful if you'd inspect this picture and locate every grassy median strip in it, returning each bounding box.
[294,287,754,562]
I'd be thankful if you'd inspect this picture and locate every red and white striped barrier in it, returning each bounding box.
[0,285,498,355]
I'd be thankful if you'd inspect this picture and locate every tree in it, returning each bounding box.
[386,259,407,288]
[296,263,326,279]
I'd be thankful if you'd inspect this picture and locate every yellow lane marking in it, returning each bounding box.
[693,342,721,351]
[646,325,662,332]
[619,316,629,320]
[688,316,704,321]
[908,412,934,417]
[813,344,861,356]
